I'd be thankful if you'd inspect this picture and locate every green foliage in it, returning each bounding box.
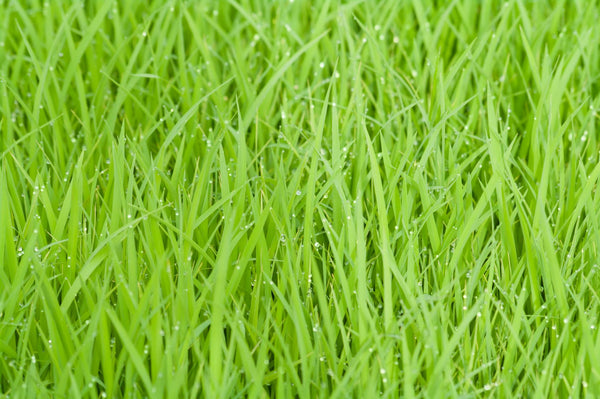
[1,0,600,397]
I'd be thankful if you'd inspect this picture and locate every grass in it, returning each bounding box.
[1,0,600,397]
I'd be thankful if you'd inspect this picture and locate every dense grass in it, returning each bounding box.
[1,0,600,397]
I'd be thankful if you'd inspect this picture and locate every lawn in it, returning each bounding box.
[1,0,600,397]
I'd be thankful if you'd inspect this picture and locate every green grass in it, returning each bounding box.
[1,0,600,397]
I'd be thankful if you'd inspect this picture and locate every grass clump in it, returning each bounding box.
[1,0,600,397]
